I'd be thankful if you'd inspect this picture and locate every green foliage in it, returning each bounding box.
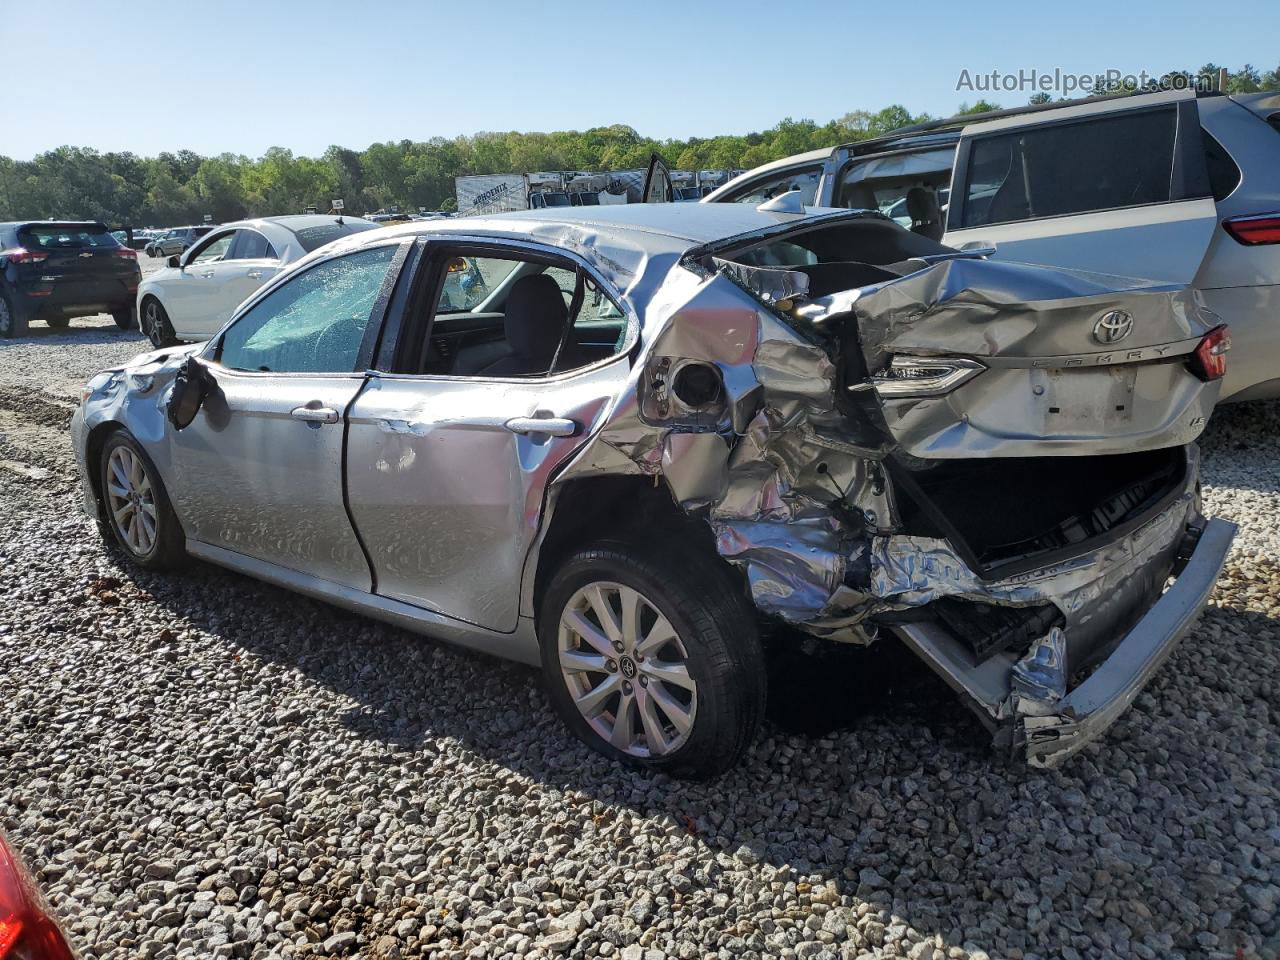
[2,65,1273,226]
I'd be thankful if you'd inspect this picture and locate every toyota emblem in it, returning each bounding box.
[1093,310,1134,344]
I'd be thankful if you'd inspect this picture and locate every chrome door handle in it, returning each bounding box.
[200,270,214,278]
[505,416,577,437]
[291,405,338,424]
[246,270,263,279]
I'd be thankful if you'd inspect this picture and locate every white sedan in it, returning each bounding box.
[137,215,378,346]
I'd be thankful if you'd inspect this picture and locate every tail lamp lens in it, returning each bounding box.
[1222,214,1280,246]
[1189,325,1231,382]
[0,248,49,265]
[0,839,74,960]
[871,356,985,397]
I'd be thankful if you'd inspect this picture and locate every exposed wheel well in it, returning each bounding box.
[84,421,125,521]
[530,475,744,622]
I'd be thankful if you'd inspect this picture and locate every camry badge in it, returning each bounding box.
[1093,310,1134,344]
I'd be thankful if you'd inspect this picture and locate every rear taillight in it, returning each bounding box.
[1189,325,1231,382]
[1222,213,1280,246]
[0,838,74,960]
[113,248,136,260]
[0,248,49,265]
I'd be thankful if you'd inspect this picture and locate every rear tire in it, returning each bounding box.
[113,307,138,330]
[98,431,186,570]
[141,298,177,347]
[538,537,765,779]
[46,316,70,329]
[0,290,26,338]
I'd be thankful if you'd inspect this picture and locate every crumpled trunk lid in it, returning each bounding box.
[844,256,1222,458]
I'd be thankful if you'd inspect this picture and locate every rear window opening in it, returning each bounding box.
[293,220,379,252]
[891,446,1187,576]
[18,223,119,249]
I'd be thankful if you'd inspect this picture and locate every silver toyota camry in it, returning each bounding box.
[71,202,1237,778]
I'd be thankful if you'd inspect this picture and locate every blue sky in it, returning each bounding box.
[5,0,1278,160]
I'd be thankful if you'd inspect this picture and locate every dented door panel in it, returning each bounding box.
[344,360,626,633]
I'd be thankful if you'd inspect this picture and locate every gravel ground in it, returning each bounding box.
[0,315,1277,960]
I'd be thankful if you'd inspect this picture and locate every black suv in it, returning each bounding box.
[0,221,141,337]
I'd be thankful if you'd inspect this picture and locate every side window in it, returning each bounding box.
[190,233,234,264]
[725,167,821,205]
[542,265,626,324]
[413,250,627,377]
[1202,131,1242,202]
[437,256,521,312]
[229,229,276,261]
[960,107,1178,228]
[217,245,398,373]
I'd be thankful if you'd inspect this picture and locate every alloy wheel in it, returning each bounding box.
[557,581,698,758]
[105,445,158,556]
[142,301,159,345]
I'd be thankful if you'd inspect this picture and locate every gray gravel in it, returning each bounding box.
[0,316,1277,960]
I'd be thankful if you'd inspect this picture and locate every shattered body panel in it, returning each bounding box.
[543,216,1234,763]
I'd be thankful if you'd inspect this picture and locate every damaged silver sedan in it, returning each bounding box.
[71,203,1237,778]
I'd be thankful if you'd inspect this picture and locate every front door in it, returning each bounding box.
[165,241,405,588]
[943,88,1218,284]
[166,230,236,338]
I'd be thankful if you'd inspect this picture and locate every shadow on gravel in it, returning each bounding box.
[104,545,984,775]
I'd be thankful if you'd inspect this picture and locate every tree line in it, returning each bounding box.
[0,62,1273,228]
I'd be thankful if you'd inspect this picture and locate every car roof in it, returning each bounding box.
[0,220,107,229]
[312,202,866,298]
[208,214,373,234]
[377,202,822,248]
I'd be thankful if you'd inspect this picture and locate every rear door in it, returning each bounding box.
[943,89,1218,284]
[344,238,633,633]
[220,228,283,314]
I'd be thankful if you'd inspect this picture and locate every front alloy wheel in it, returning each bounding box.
[558,581,698,758]
[98,432,185,569]
[105,443,159,556]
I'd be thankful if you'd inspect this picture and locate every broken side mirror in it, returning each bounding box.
[166,356,213,430]
[167,255,181,269]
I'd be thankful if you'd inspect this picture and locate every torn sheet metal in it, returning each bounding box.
[712,258,810,305]
[1009,627,1068,714]
[867,488,1195,625]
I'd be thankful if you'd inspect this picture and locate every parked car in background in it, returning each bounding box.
[0,220,140,337]
[704,88,1280,401]
[0,832,76,959]
[137,214,379,347]
[75,203,1234,777]
[144,226,214,259]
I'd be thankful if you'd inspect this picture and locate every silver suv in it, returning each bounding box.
[705,88,1280,402]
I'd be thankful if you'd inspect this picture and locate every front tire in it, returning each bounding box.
[140,298,177,347]
[98,431,185,570]
[539,538,765,779]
